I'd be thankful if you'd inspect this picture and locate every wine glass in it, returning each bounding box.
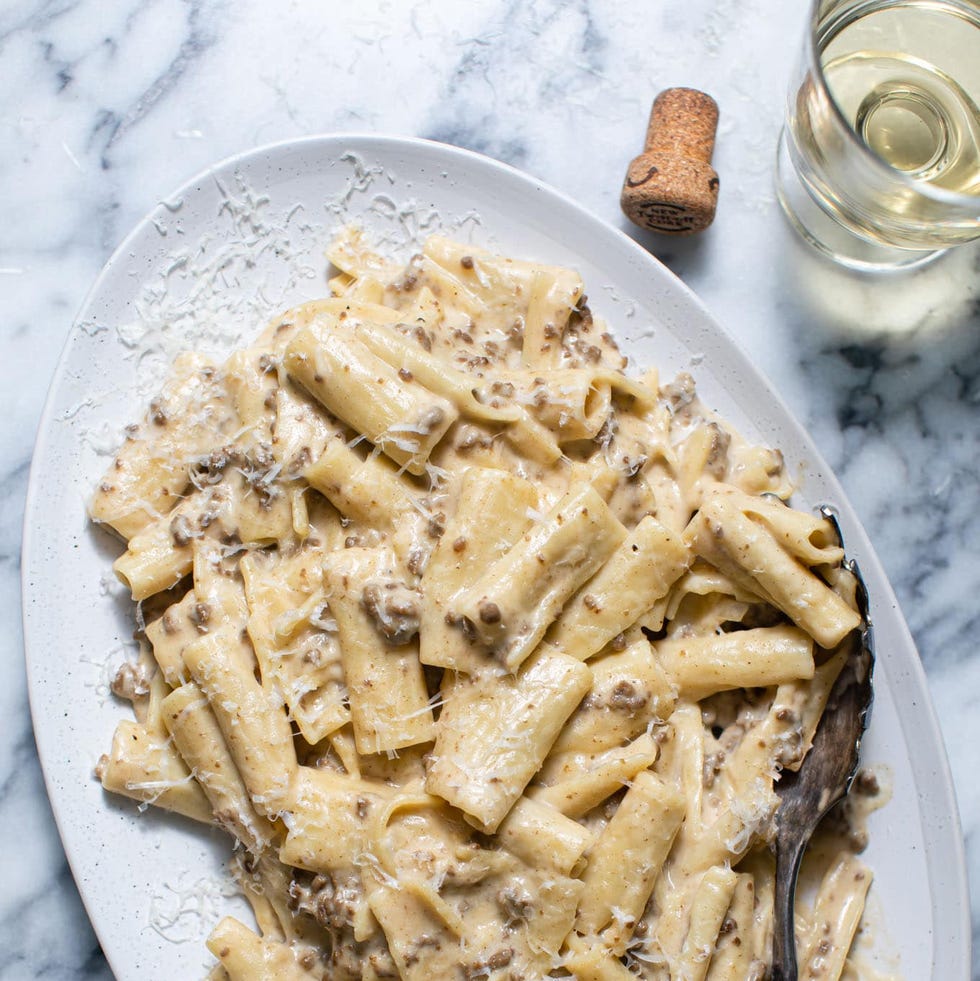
[776,0,980,271]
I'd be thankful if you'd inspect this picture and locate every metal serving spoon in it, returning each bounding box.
[770,507,875,981]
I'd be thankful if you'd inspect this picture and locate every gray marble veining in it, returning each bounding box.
[3,0,978,978]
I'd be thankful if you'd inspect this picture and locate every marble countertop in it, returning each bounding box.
[2,0,977,978]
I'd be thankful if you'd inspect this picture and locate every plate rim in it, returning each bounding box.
[21,131,971,979]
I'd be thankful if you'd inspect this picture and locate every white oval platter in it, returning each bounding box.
[22,134,970,980]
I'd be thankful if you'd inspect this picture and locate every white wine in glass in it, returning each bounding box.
[778,0,980,269]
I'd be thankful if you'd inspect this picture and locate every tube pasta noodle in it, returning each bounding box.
[653,624,816,700]
[90,353,236,540]
[95,717,214,823]
[183,625,298,818]
[161,682,276,854]
[240,546,349,745]
[90,229,887,979]
[322,547,435,755]
[303,435,418,529]
[546,515,691,661]
[494,795,595,876]
[575,770,687,941]
[284,325,458,476]
[532,730,661,819]
[449,481,626,672]
[705,872,758,980]
[675,866,739,981]
[425,650,593,833]
[418,466,540,674]
[686,484,862,649]
[799,855,873,981]
[207,916,320,981]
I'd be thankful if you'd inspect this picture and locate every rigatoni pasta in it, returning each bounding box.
[91,229,886,980]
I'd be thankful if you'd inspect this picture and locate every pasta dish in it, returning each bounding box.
[90,230,883,980]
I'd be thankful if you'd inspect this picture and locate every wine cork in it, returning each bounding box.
[621,88,720,235]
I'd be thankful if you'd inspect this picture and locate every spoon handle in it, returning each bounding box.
[771,829,808,981]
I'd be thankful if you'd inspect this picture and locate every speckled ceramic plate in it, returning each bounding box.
[22,134,970,979]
